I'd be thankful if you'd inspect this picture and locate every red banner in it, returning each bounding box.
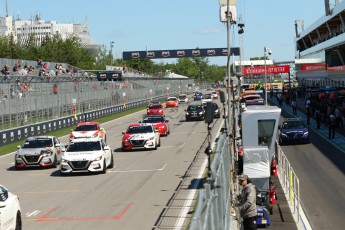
[242,65,290,76]
[301,64,326,70]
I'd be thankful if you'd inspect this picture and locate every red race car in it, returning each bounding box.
[166,97,179,108]
[147,103,164,115]
[140,115,170,136]
[69,122,106,142]
[121,123,160,151]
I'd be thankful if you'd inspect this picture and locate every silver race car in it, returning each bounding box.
[15,136,65,169]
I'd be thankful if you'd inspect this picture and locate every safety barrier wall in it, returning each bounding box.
[0,75,194,146]
[189,124,239,230]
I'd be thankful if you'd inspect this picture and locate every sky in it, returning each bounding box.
[1,0,339,66]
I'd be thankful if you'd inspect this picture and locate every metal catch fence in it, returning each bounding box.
[0,75,194,131]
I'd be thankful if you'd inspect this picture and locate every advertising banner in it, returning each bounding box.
[242,65,290,76]
[123,47,240,60]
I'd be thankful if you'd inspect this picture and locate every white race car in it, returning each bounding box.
[178,94,189,103]
[201,93,213,104]
[60,137,113,175]
[0,185,22,230]
[122,123,160,151]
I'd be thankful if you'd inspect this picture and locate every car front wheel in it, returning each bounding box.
[15,211,22,230]
[101,159,107,174]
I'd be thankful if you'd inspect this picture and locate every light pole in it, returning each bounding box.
[264,47,271,105]
[110,41,114,67]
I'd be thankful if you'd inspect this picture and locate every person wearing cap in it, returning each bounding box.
[237,174,257,230]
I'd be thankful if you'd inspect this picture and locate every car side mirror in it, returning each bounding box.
[100,127,104,131]
[122,131,125,134]
[55,143,61,147]
[155,129,159,133]
[104,146,110,151]
[70,129,73,132]
[17,145,21,149]
[278,125,281,129]
[165,120,169,122]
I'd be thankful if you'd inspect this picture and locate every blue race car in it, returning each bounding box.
[194,92,203,101]
[278,118,310,145]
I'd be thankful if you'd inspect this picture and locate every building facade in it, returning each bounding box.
[0,14,102,57]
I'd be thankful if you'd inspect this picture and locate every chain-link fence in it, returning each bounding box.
[0,75,194,131]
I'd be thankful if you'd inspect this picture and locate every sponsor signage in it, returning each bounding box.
[96,71,123,81]
[122,47,240,60]
[242,65,290,76]
[301,64,326,70]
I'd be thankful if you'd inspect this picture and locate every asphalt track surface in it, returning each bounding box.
[270,95,345,230]
[0,99,224,230]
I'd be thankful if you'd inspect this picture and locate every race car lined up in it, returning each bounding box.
[0,185,22,230]
[140,115,170,136]
[185,104,205,121]
[60,137,113,175]
[147,103,164,116]
[166,97,179,108]
[122,123,160,151]
[69,122,106,142]
[15,136,65,170]
[178,94,189,104]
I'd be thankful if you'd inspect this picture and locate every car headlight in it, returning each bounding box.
[186,112,190,115]
[41,150,53,157]
[61,158,69,163]
[159,126,165,129]
[199,112,203,115]
[15,154,23,159]
[303,132,309,136]
[93,156,102,161]
[148,136,154,140]
[215,109,219,113]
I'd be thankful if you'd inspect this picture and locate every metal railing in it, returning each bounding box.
[189,124,238,230]
[276,143,301,223]
[0,75,194,131]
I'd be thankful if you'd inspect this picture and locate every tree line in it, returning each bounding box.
[0,34,227,83]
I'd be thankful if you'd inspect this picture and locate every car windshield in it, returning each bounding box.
[142,117,164,123]
[167,98,177,101]
[67,141,101,152]
[204,94,212,99]
[204,103,218,109]
[283,121,306,129]
[23,138,53,148]
[179,95,186,99]
[188,105,203,111]
[75,124,98,131]
[127,125,154,134]
[149,104,162,109]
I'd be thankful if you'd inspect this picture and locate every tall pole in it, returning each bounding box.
[110,41,114,68]
[227,0,231,124]
[264,47,267,105]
